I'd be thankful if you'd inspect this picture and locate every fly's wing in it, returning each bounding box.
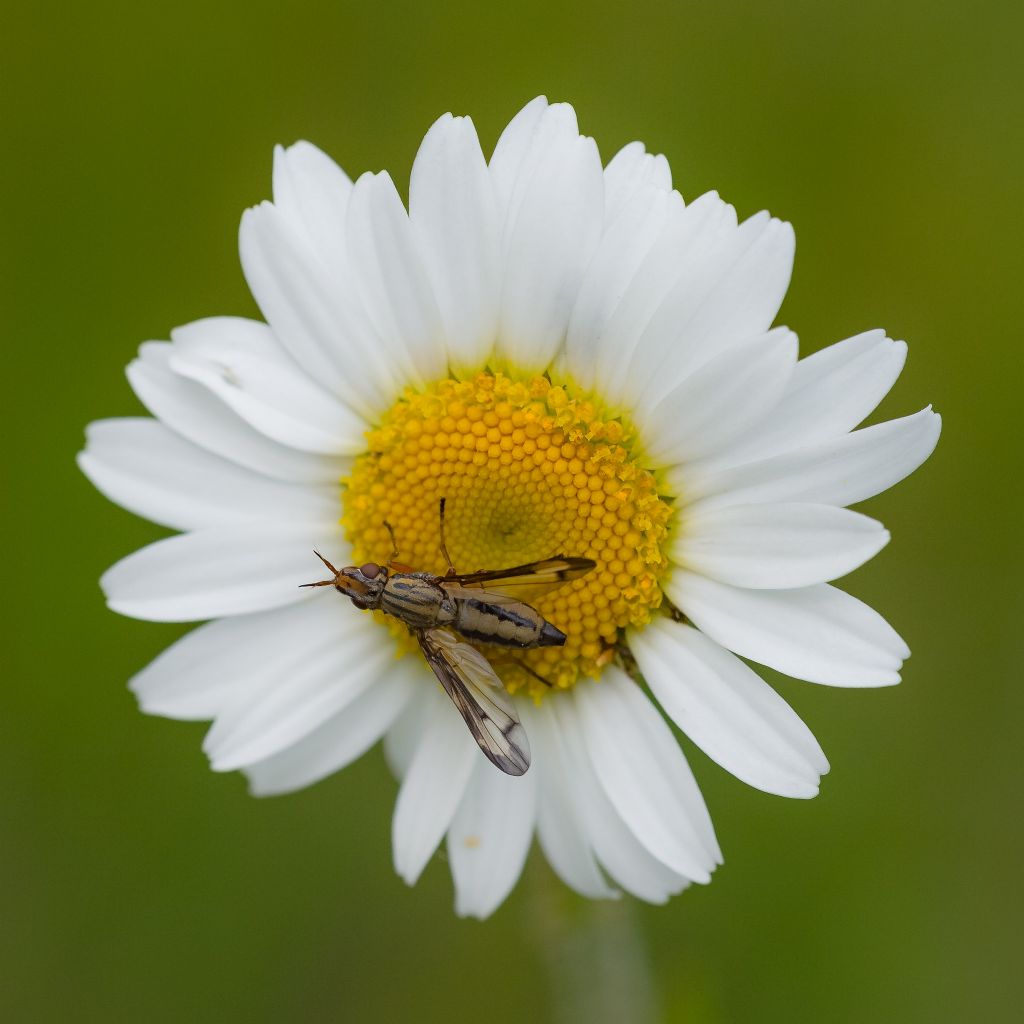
[437,583,531,606]
[417,629,531,776]
[438,556,596,591]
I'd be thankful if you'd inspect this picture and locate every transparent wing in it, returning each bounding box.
[417,629,531,776]
[437,556,596,590]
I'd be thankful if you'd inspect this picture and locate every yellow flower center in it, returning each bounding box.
[342,372,673,698]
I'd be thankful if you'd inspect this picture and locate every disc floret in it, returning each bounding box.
[343,372,673,697]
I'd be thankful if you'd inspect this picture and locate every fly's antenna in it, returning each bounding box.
[300,550,340,588]
[438,496,456,575]
[313,550,339,574]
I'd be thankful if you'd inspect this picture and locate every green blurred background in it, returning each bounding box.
[3,1,1021,1020]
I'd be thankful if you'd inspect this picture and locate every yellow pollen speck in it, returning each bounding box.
[342,371,673,699]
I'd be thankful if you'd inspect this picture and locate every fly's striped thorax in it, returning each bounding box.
[380,574,456,630]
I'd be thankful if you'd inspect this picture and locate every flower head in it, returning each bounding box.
[79,97,940,918]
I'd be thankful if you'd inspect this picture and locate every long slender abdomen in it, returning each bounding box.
[453,597,566,648]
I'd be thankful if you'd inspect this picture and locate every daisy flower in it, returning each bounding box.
[79,97,940,918]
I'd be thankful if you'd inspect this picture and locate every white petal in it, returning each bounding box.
[574,669,721,881]
[636,328,798,466]
[489,96,565,210]
[628,214,796,410]
[101,522,344,622]
[383,685,428,781]
[345,171,447,384]
[272,140,353,276]
[683,407,942,511]
[592,191,737,407]
[720,330,908,465]
[561,186,678,392]
[447,754,538,919]
[523,700,618,900]
[630,619,828,797]
[129,601,333,721]
[603,141,672,223]
[392,686,478,885]
[239,201,398,418]
[128,343,343,483]
[674,503,890,589]
[668,571,910,686]
[169,317,367,456]
[245,666,415,795]
[550,697,690,902]
[78,418,337,531]
[203,613,394,772]
[494,117,605,371]
[495,100,581,233]
[409,113,500,374]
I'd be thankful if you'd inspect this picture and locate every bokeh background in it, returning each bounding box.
[3,1,1021,1020]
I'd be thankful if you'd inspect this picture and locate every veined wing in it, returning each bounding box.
[438,556,596,590]
[417,628,531,776]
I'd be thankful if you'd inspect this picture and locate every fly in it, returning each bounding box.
[301,498,596,776]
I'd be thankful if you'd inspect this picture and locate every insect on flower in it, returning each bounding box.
[302,499,596,776]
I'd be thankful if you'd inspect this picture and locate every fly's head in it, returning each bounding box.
[334,563,387,609]
[301,552,387,609]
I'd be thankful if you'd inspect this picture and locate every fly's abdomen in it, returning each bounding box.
[453,597,567,648]
[380,575,456,630]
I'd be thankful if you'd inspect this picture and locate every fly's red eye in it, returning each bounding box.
[360,562,381,579]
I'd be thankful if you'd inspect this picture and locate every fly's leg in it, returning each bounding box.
[382,520,400,564]
[499,656,554,688]
[615,642,647,687]
[382,521,417,574]
[438,497,458,576]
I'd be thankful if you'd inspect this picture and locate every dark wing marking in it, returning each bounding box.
[417,629,531,776]
[436,556,596,590]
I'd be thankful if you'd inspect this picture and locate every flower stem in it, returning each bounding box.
[525,853,660,1023]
